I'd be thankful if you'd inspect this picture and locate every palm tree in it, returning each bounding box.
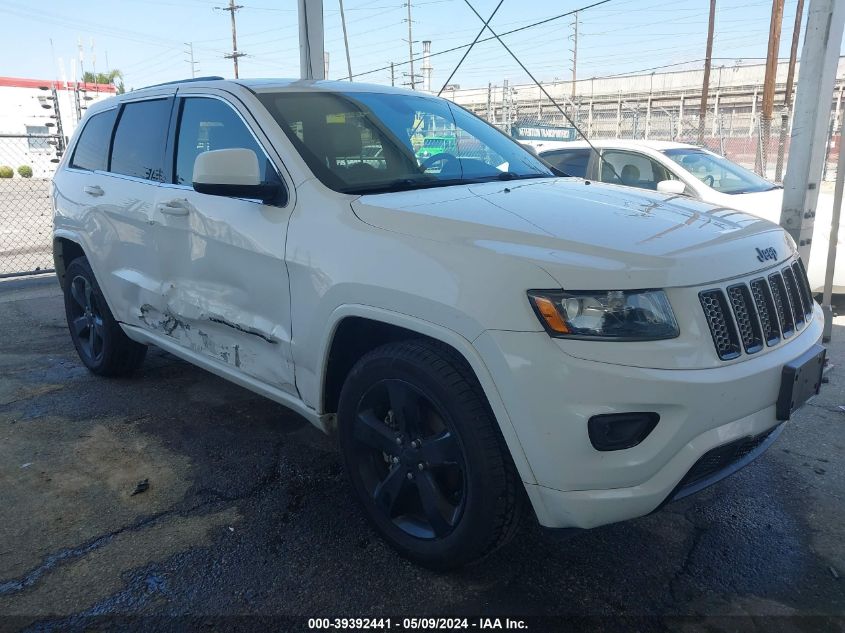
[82,69,125,94]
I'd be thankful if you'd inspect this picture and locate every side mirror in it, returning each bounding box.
[192,148,281,204]
[657,180,686,195]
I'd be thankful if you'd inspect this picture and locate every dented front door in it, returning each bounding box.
[145,94,297,394]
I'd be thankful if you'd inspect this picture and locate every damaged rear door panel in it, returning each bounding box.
[144,92,297,394]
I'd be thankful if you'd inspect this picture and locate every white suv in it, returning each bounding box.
[52,78,825,569]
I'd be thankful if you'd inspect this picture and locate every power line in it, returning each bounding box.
[350,0,613,80]
[436,0,504,95]
[457,0,620,180]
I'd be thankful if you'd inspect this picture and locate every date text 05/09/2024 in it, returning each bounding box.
[307,618,528,630]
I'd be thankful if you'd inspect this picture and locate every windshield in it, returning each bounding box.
[662,148,777,194]
[257,90,554,194]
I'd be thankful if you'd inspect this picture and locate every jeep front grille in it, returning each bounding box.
[700,259,814,361]
[727,284,763,354]
[699,289,741,360]
[749,278,780,346]
[768,271,795,338]
[781,266,805,329]
[792,261,814,319]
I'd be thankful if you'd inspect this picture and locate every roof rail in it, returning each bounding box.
[139,76,225,90]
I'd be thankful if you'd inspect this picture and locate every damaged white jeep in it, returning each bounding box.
[52,77,825,569]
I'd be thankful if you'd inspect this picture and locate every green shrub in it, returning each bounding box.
[17,165,33,178]
[0,166,13,178]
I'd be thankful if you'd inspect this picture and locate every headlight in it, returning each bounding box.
[527,289,679,340]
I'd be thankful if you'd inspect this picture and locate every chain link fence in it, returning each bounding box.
[0,134,61,278]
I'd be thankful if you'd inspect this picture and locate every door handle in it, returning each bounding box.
[156,200,190,216]
[83,185,104,197]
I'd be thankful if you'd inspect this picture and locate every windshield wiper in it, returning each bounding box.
[343,177,474,195]
[494,172,552,181]
[343,171,553,195]
[732,184,782,195]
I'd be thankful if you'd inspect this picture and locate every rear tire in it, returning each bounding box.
[338,339,522,569]
[63,257,147,376]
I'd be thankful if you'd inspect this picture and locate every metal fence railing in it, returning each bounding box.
[0,134,63,278]
[459,84,843,185]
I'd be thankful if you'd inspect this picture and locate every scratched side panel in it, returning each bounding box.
[60,171,165,324]
[148,190,297,394]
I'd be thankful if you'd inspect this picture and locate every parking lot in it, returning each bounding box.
[0,276,842,631]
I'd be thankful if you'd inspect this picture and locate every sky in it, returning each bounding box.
[0,0,827,92]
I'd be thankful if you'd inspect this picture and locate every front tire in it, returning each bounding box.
[338,339,522,569]
[63,257,147,376]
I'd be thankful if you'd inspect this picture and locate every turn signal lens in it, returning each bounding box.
[530,295,570,334]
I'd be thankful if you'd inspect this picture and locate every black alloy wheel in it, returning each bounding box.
[67,273,106,366]
[351,378,467,540]
[338,339,523,569]
[62,256,147,376]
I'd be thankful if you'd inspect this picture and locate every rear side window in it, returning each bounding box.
[110,99,171,181]
[70,109,117,171]
[542,149,591,178]
[174,97,269,186]
[600,150,673,190]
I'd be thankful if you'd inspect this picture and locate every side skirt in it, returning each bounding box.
[121,323,331,433]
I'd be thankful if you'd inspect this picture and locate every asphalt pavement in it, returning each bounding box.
[0,277,843,632]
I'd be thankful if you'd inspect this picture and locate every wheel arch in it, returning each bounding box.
[317,305,537,486]
[53,232,87,290]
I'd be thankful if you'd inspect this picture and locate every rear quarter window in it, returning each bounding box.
[541,149,591,178]
[70,109,118,172]
[110,99,172,181]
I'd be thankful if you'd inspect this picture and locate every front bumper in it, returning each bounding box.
[474,304,823,529]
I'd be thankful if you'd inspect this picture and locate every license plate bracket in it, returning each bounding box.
[776,344,826,421]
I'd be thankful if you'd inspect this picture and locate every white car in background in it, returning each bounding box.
[530,139,841,293]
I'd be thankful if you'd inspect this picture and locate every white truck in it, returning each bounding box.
[52,78,825,569]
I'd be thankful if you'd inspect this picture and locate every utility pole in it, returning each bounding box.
[762,0,786,120]
[781,0,845,264]
[405,1,416,89]
[185,42,199,78]
[487,82,493,122]
[217,0,245,78]
[339,0,353,81]
[761,0,785,175]
[422,40,432,91]
[298,0,325,80]
[502,78,509,129]
[699,0,716,144]
[775,0,805,181]
[570,11,578,102]
[783,0,803,109]
[390,62,395,87]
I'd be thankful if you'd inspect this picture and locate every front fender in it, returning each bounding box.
[308,303,537,487]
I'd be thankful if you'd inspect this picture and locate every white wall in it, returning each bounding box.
[0,79,115,178]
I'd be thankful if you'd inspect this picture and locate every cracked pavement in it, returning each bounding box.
[0,277,843,631]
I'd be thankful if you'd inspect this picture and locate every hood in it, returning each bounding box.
[351,178,796,289]
[709,187,784,224]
